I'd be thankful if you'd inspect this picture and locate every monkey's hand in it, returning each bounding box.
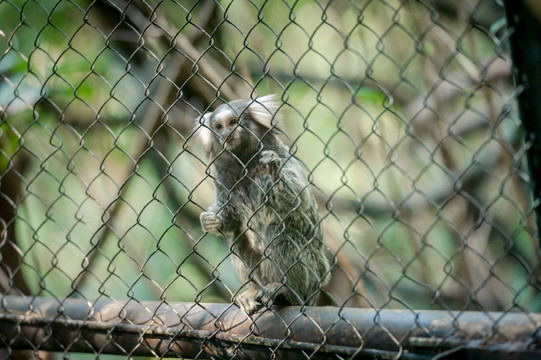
[260,150,282,182]
[200,211,222,234]
[235,283,285,315]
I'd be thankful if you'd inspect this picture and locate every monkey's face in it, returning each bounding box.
[197,95,282,157]
[207,103,245,151]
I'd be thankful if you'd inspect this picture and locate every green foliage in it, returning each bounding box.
[0,0,538,316]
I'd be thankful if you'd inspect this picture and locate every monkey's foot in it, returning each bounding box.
[260,150,282,181]
[200,211,222,233]
[256,282,285,306]
[235,289,261,315]
[235,283,285,315]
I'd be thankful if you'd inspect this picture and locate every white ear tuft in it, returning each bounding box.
[248,94,282,129]
[196,113,213,154]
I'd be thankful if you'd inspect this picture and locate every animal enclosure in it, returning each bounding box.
[0,0,540,358]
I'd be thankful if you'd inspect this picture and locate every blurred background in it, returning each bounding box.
[0,0,539,317]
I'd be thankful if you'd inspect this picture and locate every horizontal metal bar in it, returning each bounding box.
[0,296,539,359]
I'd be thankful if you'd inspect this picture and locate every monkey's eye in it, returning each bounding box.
[214,123,223,130]
[230,117,238,125]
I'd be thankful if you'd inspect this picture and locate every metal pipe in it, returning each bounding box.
[0,296,539,359]
[504,0,541,246]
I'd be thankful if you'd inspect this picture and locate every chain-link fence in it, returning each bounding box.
[1,0,540,358]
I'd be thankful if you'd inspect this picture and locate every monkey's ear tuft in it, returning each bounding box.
[248,94,282,129]
[196,113,213,154]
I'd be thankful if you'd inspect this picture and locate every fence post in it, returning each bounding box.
[504,1,541,244]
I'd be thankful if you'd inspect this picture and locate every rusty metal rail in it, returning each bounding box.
[0,296,539,359]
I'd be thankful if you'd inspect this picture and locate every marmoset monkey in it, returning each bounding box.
[197,95,330,315]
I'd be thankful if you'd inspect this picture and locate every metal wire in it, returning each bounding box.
[0,0,539,359]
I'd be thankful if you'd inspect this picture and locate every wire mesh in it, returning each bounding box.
[0,0,540,358]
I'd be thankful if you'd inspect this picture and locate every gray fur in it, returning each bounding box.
[197,95,330,314]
